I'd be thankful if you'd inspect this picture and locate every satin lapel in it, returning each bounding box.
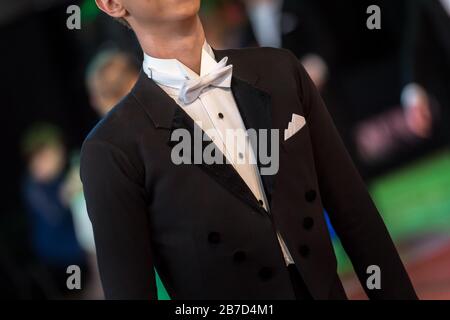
[230,77,276,206]
[169,106,265,213]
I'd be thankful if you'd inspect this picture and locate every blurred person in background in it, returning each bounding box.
[401,0,450,140]
[86,49,140,117]
[21,123,86,298]
[62,49,140,299]
[241,0,330,90]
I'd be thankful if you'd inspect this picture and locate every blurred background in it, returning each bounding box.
[0,0,449,300]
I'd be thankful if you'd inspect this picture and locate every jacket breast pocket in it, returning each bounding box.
[282,123,310,153]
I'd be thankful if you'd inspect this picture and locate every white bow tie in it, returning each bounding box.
[179,57,233,105]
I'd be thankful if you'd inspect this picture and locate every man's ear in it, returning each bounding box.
[95,0,127,19]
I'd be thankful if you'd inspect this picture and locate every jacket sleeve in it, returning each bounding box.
[80,139,157,300]
[290,52,418,299]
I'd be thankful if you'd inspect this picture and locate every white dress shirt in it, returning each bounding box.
[143,42,294,266]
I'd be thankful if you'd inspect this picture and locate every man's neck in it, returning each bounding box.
[133,16,205,75]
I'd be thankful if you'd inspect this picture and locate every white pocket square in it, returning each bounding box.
[284,114,306,141]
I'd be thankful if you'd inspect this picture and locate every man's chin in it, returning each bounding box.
[171,0,201,17]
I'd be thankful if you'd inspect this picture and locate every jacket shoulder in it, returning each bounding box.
[84,93,144,146]
[80,93,147,180]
